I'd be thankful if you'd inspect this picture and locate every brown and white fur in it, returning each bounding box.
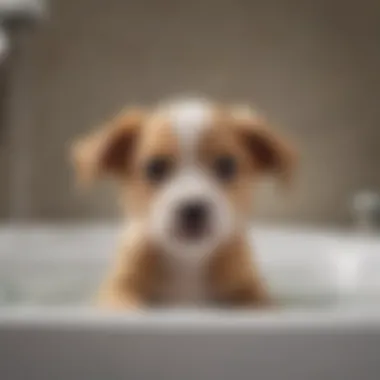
[71,97,295,310]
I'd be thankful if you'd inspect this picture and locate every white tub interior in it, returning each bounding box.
[1,223,380,309]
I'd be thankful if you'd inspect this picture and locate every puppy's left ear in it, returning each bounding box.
[70,108,144,186]
[232,108,297,185]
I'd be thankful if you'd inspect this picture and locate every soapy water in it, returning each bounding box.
[0,269,352,309]
[0,267,103,306]
[0,277,97,306]
[1,252,380,309]
[1,227,380,309]
[0,254,379,308]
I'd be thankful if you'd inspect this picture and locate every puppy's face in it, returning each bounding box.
[72,99,295,259]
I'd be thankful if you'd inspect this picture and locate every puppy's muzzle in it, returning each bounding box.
[175,199,212,240]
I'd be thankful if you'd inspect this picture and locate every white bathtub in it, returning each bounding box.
[1,223,380,380]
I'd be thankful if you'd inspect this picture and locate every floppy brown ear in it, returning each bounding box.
[70,108,144,186]
[233,109,296,185]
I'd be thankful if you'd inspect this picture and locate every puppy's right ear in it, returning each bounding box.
[70,108,144,186]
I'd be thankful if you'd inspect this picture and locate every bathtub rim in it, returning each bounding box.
[1,307,380,331]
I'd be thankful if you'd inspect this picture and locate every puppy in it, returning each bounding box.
[71,98,295,309]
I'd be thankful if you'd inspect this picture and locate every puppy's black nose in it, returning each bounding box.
[181,202,208,222]
[177,200,211,238]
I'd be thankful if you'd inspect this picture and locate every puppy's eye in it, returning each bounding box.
[213,155,237,182]
[145,157,172,183]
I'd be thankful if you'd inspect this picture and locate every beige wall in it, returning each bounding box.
[2,0,380,224]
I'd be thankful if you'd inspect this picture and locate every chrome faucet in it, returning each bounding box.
[0,0,46,65]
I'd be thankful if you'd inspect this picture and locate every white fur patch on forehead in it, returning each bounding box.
[159,98,213,161]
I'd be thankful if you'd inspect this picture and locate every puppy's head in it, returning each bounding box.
[72,98,295,259]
